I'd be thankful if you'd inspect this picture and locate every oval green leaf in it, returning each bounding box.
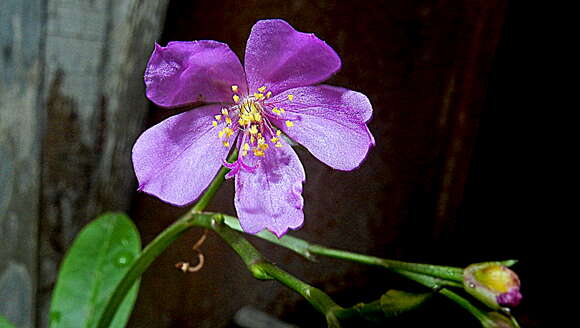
[0,315,16,328]
[49,212,141,328]
[380,290,432,317]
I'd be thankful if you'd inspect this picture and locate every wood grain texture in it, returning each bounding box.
[0,0,44,327]
[38,0,169,326]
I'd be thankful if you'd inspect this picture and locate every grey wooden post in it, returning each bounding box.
[1,0,44,327]
[2,0,169,326]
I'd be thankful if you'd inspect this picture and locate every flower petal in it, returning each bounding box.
[270,85,374,171]
[234,146,306,237]
[244,19,341,95]
[145,41,247,108]
[132,104,234,206]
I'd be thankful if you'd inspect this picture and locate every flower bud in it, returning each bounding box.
[464,262,522,309]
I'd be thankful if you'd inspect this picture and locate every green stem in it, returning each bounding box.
[439,289,490,323]
[211,215,343,327]
[309,244,464,283]
[96,150,237,328]
[222,215,463,283]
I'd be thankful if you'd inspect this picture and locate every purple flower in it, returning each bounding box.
[132,19,374,237]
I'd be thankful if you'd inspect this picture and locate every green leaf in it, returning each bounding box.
[0,316,16,328]
[49,212,141,328]
[380,290,433,317]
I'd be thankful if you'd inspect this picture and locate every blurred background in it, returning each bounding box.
[1,0,548,327]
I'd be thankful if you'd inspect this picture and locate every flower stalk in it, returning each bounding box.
[96,150,237,328]
[97,165,519,327]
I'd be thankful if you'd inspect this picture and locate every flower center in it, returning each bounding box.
[212,85,295,159]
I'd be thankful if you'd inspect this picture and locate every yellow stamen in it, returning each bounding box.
[225,116,232,125]
[233,95,240,103]
[221,108,229,116]
[275,142,283,148]
[258,86,267,93]
[253,149,265,157]
[249,125,258,135]
[279,107,285,113]
[241,150,248,156]
[272,107,281,115]
[285,120,294,127]
[212,121,218,127]
[276,130,282,136]
[266,91,272,99]
[250,136,255,143]
[287,94,294,101]
[253,112,262,122]
[231,85,239,92]
[243,143,250,151]
[253,93,264,99]
[214,114,222,121]
[271,137,279,143]
[223,141,230,147]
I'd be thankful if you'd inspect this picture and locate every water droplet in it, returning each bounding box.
[112,249,135,268]
[49,311,61,325]
[469,283,476,288]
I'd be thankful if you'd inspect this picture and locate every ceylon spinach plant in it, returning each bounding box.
[39,19,522,328]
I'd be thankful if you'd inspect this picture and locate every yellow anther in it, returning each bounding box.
[249,125,258,135]
[225,127,234,137]
[266,91,272,99]
[241,150,248,156]
[212,121,218,127]
[223,141,230,147]
[231,85,239,92]
[279,107,285,113]
[272,108,280,115]
[225,116,232,125]
[287,94,294,101]
[258,86,267,93]
[243,143,250,151]
[276,130,282,136]
[275,142,283,148]
[250,136,255,143]
[221,108,229,116]
[218,130,225,138]
[253,93,264,99]
[271,137,279,143]
[233,94,240,103]
[214,114,222,121]
[253,112,262,122]
[253,149,265,157]
[260,143,269,151]
[285,120,294,127]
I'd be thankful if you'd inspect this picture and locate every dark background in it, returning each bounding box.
[128,1,546,327]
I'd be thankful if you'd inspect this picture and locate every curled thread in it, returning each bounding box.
[175,230,208,273]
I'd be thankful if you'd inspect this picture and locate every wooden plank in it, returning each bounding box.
[0,0,44,327]
[38,0,169,326]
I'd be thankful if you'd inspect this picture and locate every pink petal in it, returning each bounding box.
[145,41,247,108]
[270,85,374,171]
[132,104,234,206]
[244,19,341,95]
[234,145,306,237]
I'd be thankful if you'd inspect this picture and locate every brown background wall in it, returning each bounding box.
[129,1,544,327]
[1,0,549,327]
